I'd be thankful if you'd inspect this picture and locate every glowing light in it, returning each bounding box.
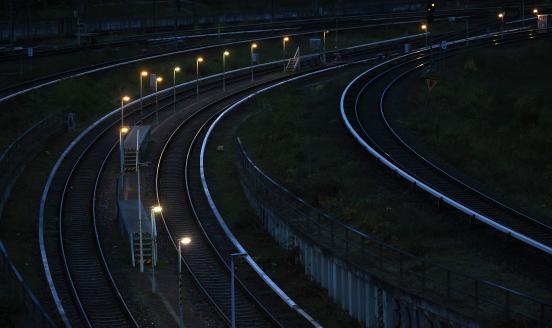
[174,67,180,72]
[223,51,230,56]
[141,71,148,77]
[181,237,191,245]
[283,37,289,42]
[156,77,163,82]
[197,57,204,63]
[120,127,129,134]
[251,43,258,49]
[152,206,162,213]
[122,96,130,102]
[421,24,428,31]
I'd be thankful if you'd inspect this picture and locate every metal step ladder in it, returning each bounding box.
[286,46,301,73]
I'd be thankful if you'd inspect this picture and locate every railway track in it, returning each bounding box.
[341,29,552,256]
[37,25,543,327]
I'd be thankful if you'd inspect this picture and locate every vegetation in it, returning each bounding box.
[401,38,552,226]
[206,64,552,315]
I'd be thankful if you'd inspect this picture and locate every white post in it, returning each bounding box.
[119,130,124,178]
[137,129,143,273]
[151,208,156,292]
[155,80,159,124]
[223,53,226,92]
[282,38,286,72]
[178,243,184,328]
[196,61,200,98]
[173,70,177,113]
[140,75,144,113]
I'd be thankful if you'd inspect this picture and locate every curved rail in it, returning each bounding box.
[341,30,552,255]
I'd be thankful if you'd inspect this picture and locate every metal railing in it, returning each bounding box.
[236,138,552,327]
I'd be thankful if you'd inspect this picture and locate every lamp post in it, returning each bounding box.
[173,67,180,113]
[222,51,230,92]
[498,12,505,39]
[421,24,428,48]
[136,129,144,273]
[282,37,289,72]
[119,127,129,178]
[150,206,162,292]
[230,252,247,328]
[323,30,329,63]
[120,95,130,131]
[155,76,163,124]
[196,57,204,98]
[139,71,148,113]
[250,43,258,82]
[178,237,192,328]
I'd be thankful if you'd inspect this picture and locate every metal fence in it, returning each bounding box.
[236,138,552,327]
[0,114,64,327]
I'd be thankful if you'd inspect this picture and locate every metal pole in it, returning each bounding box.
[223,54,226,92]
[231,256,236,328]
[173,70,177,113]
[282,39,286,72]
[120,99,124,131]
[119,131,124,178]
[250,47,254,82]
[140,76,143,113]
[178,243,184,328]
[323,32,326,63]
[151,209,156,292]
[155,81,159,125]
[196,61,200,98]
[137,129,143,273]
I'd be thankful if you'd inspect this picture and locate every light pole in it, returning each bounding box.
[250,43,258,82]
[136,129,144,273]
[178,237,192,328]
[139,71,148,113]
[282,36,289,72]
[173,67,180,113]
[323,30,329,63]
[498,12,505,39]
[155,76,163,124]
[222,51,230,92]
[230,252,247,328]
[119,127,129,178]
[196,57,204,98]
[421,24,428,48]
[120,95,130,132]
[150,206,162,293]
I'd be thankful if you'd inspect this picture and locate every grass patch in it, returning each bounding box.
[206,63,552,323]
[400,38,552,225]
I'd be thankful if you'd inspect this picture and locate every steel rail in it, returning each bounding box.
[341,28,552,254]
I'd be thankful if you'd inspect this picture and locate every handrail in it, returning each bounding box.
[236,137,552,324]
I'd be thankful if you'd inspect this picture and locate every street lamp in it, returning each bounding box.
[121,95,131,131]
[250,43,258,82]
[139,71,148,113]
[119,127,129,178]
[178,237,191,328]
[155,76,163,124]
[282,37,289,72]
[150,206,162,292]
[196,57,204,98]
[323,30,329,64]
[173,67,180,113]
[222,51,230,92]
[230,252,247,328]
[498,12,505,39]
[421,24,429,48]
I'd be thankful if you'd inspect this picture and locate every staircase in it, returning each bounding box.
[285,47,301,73]
[124,149,137,172]
[131,232,155,267]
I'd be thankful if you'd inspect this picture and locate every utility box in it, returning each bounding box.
[537,15,551,32]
